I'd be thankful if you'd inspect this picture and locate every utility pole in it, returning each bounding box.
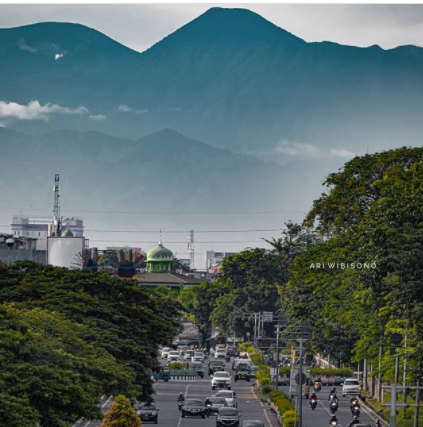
[274,324,281,391]
[379,338,383,401]
[254,313,258,347]
[395,355,400,384]
[414,362,421,427]
[404,332,408,405]
[298,338,304,427]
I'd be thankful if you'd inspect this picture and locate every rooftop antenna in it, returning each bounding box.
[188,229,195,270]
[51,174,61,236]
[159,229,162,245]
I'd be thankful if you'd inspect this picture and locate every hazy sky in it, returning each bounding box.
[0,4,423,52]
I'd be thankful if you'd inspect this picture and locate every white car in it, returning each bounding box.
[161,347,171,359]
[211,371,232,390]
[184,350,195,361]
[179,346,190,356]
[215,349,227,359]
[342,378,361,396]
[168,351,180,362]
[215,390,238,408]
[192,352,205,363]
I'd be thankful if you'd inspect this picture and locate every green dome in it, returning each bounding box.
[61,228,74,237]
[147,242,173,261]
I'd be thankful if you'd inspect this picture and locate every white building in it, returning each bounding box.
[205,250,236,270]
[11,215,84,239]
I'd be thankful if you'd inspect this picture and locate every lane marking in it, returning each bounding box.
[250,386,274,427]
[177,384,191,427]
[81,395,113,427]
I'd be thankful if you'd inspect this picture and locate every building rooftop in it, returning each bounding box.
[135,272,203,287]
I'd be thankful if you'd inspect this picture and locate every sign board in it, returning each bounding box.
[289,364,308,398]
[263,311,274,322]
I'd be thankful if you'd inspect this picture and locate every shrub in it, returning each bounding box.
[169,362,185,370]
[276,398,293,415]
[238,342,254,352]
[309,368,353,378]
[100,395,142,427]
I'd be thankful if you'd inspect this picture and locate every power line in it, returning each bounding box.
[0,206,306,215]
[89,239,268,244]
[84,228,281,234]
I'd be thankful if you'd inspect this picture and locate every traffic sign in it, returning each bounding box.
[263,312,274,322]
[295,372,307,385]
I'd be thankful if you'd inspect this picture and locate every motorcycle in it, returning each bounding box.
[348,417,361,427]
[310,399,317,410]
[330,401,338,414]
[205,404,212,417]
[226,355,231,362]
[314,381,322,392]
[177,401,185,411]
[329,416,339,427]
[351,405,360,417]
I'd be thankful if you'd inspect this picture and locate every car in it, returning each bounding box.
[181,399,206,418]
[136,404,159,424]
[215,349,227,359]
[232,359,252,371]
[241,421,265,427]
[168,351,181,362]
[161,347,171,359]
[215,390,238,408]
[249,366,260,379]
[234,369,251,382]
[234,363,251,373]
[216,407,241,427]
[226,346,239,357]
[192,352,205,363]
[342,378,361,396]
[205,397,227,415]
[209,361,226,375]
[212,371,232,390]
[188,362,205,378]
[179,346,190,356]
[184,350,195,361]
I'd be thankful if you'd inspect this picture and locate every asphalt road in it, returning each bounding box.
[77,356,378,427]
[278,384,377,427]
[151,357,279,427]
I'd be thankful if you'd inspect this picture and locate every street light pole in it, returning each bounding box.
[275,324,281,391]
[298,338,304,427]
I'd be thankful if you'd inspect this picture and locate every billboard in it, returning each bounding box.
[47,237,85,269]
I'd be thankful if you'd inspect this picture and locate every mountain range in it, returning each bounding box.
[1,7,423,159]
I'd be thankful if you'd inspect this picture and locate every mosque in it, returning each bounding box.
[135,239,203,291]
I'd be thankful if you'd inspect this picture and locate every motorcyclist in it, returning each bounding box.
[374,420,382,427]
[350,397,359,405]
[329,415,339,426]
[347,416,360,427]
[329,392,339,403]
[204,397,212,415]
[177,393,185,402]
[310,392,318,401]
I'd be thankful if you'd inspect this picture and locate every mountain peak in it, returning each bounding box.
[146,6,303,54]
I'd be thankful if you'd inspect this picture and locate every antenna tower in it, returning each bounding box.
[52,174,61,236]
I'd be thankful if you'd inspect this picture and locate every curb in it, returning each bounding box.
[359,396,389,427]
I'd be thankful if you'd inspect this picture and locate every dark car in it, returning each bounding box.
[136,404,159,424]
[216,407,241,427]
[235,363,251,373]
[227,347,239,357]
[188,362,205,378]
[241,421,265,427]
[234,369,251,382]
[182,399,206,418]
[205,397,227,415]
[209,361,225,375]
